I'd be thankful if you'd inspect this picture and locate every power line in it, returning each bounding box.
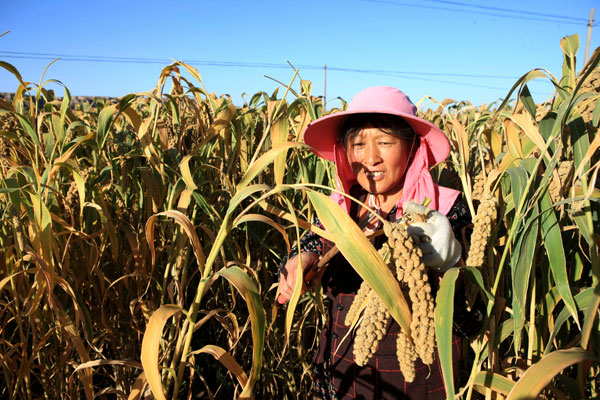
[423,0,588,23]
[359,0,597,26]
[334,69,515,91]
[325,65,515,79]
[0,50,519,80]
[0,50,557,94]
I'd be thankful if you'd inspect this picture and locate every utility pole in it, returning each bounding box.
[324,64,327,112]
[584,8,595,64]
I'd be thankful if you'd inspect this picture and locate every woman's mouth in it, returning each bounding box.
[365,171,384,179]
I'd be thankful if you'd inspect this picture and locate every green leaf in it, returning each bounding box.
[217,266,265,398]
[560,34,579,90]
[237,142,305,190]
[506,163,539,355]
[493,70,548,118]
[145,210,206,271]
[506,348,596,400]
[227,184,271,216]
[539,286,561,330]
[480,319,514,361]
[593,96,600,127]
[275,196,305,352]
[189,345,248,388]
[435,267,460,399]
[573,209,594,245]
[560,34,579,58]
[15,112,39,146]
[97,104,117,150]
[118,93,136,110]
[29,192,53,262]
[0,180,20,194]
[507,166,528,210]
[268,105,290,185]
[545,287,593,355]
[0,60,24,84]
[568,112,589,175]
[141,304,183,400]
[511,201,539,355]
[519,85,537,121]
[191,191,217,222]
[59,87,71,140]
[474,371,515,396]
[71,168,86,216]
[539,188,579,327]
[581,285,600,351]
[307,191,412,333]
[179,155,198,190]
[301,80,312,96]
[538,111,557,153]
[462,267,494,302]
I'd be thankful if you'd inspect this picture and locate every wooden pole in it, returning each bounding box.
[584,8,595,64]
[324,64,327,112]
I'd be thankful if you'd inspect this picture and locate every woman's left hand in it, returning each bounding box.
[403,201,462,272]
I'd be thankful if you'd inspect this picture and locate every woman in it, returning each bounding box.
[278,86,481,399]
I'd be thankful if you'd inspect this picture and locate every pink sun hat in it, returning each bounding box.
[302,86,450,165]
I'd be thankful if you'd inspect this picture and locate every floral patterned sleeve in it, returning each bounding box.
[446,195,472,260]
[277,216,333,276]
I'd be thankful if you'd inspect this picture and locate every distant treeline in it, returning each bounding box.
[0,92,117,108]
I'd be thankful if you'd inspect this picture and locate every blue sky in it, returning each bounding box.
[1,1,598,108]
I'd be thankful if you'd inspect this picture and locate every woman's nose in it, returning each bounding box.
[363,142,382,165]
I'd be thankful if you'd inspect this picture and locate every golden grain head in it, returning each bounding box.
[345,281,372,326]
[396,331,417,382]
[465,193,497,268]
[353,295,390,366]
[382,220,436,366]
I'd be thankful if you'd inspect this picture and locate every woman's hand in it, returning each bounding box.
[403,201,462,272]
[277,252,321,304]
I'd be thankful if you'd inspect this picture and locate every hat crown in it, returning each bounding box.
[347,86,417,116]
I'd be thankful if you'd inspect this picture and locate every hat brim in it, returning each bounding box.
[303,108,450,165]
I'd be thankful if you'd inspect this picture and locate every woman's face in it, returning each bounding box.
[345,126,411,198]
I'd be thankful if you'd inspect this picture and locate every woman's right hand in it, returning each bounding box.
[277,252,320,304]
